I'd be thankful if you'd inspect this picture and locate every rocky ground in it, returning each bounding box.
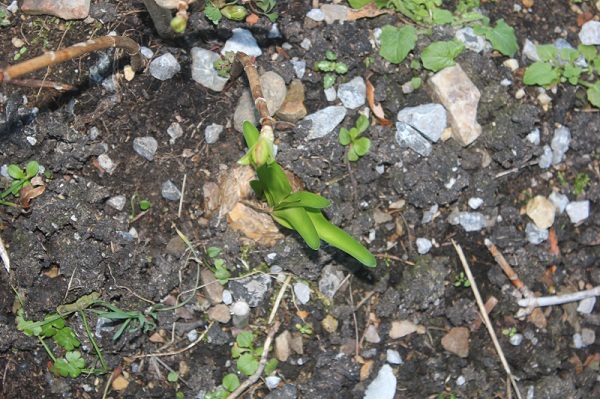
[0,1,599,398]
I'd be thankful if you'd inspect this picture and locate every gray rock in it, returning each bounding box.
[395,121,432,157]
[468,197,483,209]
[321,4,349,24]
[337,77,366,110]
[167,122,183,144]
[416,238,432,254]
[577,297,596,314]
[233,89,259,132]
[107,195,126,211]
[548,191,569,213]
[363,365,397,399]
[525,222,549,245]
[458,212,485,232]
[565,200,589,224]
[293,282,310,305]
[221,28,262,57]
[364,325,381,343]
[291,57,306,79]
[523,39,541,62]
[318,264,345,299]
[324,86,337,102]
[205,123,224,144]
[573,333,584,349]
[191,47,229,92]
[88,126,100,140]
[260,71,287,115]
[539,145,553,169]
[268,24,281,39]
[161,180,181,201]
[510,334,524,346]
[298,106,347,140]
[421,204,439,224]
[229,273,272,307]
[266,376,282,389]
[222,289,233,305]
[551,126,570,165]
[149,53,180,81]
[133,137,158,161]
[300,38,311,50]
[264,384,297,399]
[397,103,447,142]
[306,8,325,22]
[97,153,116,174]
[140,46,153,59]
[553,39,586,67]
[526,128,540,145]
[581,328,596,346]
[201,269,224,305]
[580,20,600,45]
[454,26,487,53]
[386,349,402,365]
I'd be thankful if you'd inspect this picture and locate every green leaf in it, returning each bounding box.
[348,127,359,140]
[523,61,560,86]
[536,44,558,62]
[249,179,265,199]
[314,60,333,72]
[578,44,597,62]
[54,326,80,351]
[52,351,86,378]
[264,358,279,375]
[16,310,43,337]
[379,25,417,64]
[562,64,582,85]
[206,247,222,258]
[231,344,245,358]
[559,48,578,63]
[237,353,259,376]
[204,2,222,25]
[325,50,337,61]
[356,115,369,133]
[306,209,376,267]
[222,373,240,391]
[272,207,321,250]
[168,372,179,382]
[421,40,465,72]
[256,163,292,206]
[278,191,331,209]
[236,331,255,348]
[586,81,600,107]
[242,121,260,149]
[339,128,351,146]
[334,62,348,74]
[25,161,39,178]
[485,19,518,57]
[40,315,65,337]
[214,265,231,284]
[353,137,371,157]
[347,148,359,162]
[7,164,24,180]
[411,77,422,89]
[432,8,453,25]
[138,200,151,211]
[323,73,336,89]
[221,5,247,21]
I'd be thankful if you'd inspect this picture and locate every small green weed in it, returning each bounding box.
[213,51,236,78]
[13,47,27,61]
[502,326,517,338]
[313,51,348,89]
[453,271,471,287]
[130,192,151,220]
[295,323,313,335]
[205,246,232,284]
[232,331,278,376]
[573,173,590,195]
[204,0,278,25]
[204,373,241,399]
[1,160,39,206]
[339,115,371,161]
[0,8,10,26]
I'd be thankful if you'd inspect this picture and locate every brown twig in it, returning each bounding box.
[9,78,77,91]
[235,52,274,131]
[0,36,145,83]
[226,321,281,399]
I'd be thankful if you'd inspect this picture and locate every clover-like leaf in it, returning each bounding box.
[347,148,359,162]
[25,161,39,179]
[355,115,369,133]
[339,128,351,146]
[206,247,222,258]
[421,40,465,72]
[323,73,336,89]
[52,351,86,378]
[379,25,417,64]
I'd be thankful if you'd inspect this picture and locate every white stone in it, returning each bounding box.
[525,222,549,245]
[107,195,126,211]
[581,328,596,346]
[363,365,397,399]
[539,145,553,169]
[191,47,229,92]
[337,77,366,110]
[551,126,571,165]
[422,204,439,224]
[526,128,540,145]
[265,376,282,389]
[577,297,596,314]
[97,153,116,174]
[324,86,337,101]
[291,57,306,79]
[548,191,569,213]
[503,59,519,71]
[565,201,589,224]
[306,8,325,22]
[579,20,600,45]
[205,123,224,144]
[293,282,311,305]
[300,106,347,140]
[468,197,483,210]
[458,212,485,232]
[397,103,447,142]
[573,333,583,349]
[167,122,183,144]
[133,137,158,161]
[395,122,432,157]
[149,53,180,81]
[221,28,262,57]
[416,238,432,254]
[365,325,381,343]
[510,334,524,346]
[386,349,402,365]
[455,27,487,53]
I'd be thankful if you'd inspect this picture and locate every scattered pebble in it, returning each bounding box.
[107,195,126,211]
[525,222,549,245]
[526,128,540,145]
[537,92,552,106]
[161,180,181,201]
[149,53,180,81]
[97,153,116,174]
[456,376,466,386]
[187,329,198,342]
[300,38,312,50]
[515,88,526,99]
[577,297,596,314]
[526,195,555,229]
[191,47,229,92]
[321,314,339,333]
[421,204,439,224]
[260,71,287,115]
[510,334,524,346]
[201,269,224,305]
[21,0,90,20]
[233,89,259,132]
[221,28,262,57]
[291,57,306,79]
[276,79,307,123]
[538,145,553,169]
[275,330,292,362]
[363,365,397,399]
[321,4,349,24]
[548,191,569,213]
[231,300,250,328]
[222,290,233,305]
[401,80,415,94]
[566,200,589,224]
[468,197,483,210]
[298,106,347,140]
[573,333,584,349]
[503,58,519,71]
[204,123,224,144]
[441,327,470,358]
[265,376,282,390]
[416,238,432,254]
[306,8,325,22]
[389,320,419,339]
[397,103,447,143]
[88,126,100,140]
[140,46,153,59]
[318,265,345,299]
[522,38,540,61]
[365,325,381,343]
[395,122,432,157]
[455,27,487,53]
[551,126,571,165]
[458,212,485,232]
[133,137,158,161]
[324,86,337,102]
[337,77,366,110]
[207,304,231,324]
[386,349,402,365]
[293,282,311,305]
[579,20,600,45]
[167,122,183,144]
[581,328,596,346]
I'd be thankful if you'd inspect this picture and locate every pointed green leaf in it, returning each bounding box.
[353,137,371,156]
[523,61,560,86]
[421,40,465,72]
[306,209,376,267]
[222,374,240,391]
[432,9,453,25]
[249,180,265,199]
[278,191,331,209]
[237,353,259,376]
[7,164,24,180]
[379,25,417,64]
[272,207,320,250]
[356,115,369,133]
[536,44,558,62]
[25,161,39,178]
[485,19,518,57]
[256,163,292,206]
[339,128,351,146]
[242,121,260,148]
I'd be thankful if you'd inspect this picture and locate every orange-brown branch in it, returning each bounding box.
[235,52,274,131]
[0,36,145,83]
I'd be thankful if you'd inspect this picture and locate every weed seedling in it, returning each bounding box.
[339,115,371,162]
[205,246,231,284]
[453,271,471,287]
[204,373,241,399]
[502,326,517,338]
[130,192,151,220]
[573,173,590,195]
[231,331,278,376]
[0,160,39,206]
[313,51,349,89]
[0,8,10,26]
[295,323,313,335]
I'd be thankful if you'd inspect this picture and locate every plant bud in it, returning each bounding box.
[170,16,187,33]
[221,5,247,20]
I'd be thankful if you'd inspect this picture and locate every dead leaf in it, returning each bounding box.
[360,360,374,381]
[365,73,392,127]
[18,185,46,208]
[348,2,394,20]
[296,310,310,320]
[548,227,560,255]
[246,13,259,26]
[578,13,593,27]
[583,353,600,370]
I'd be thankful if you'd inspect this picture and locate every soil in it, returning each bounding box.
[0,1,599,399]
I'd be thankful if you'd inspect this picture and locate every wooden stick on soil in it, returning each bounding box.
[0,36,145,83]
[226,321,281,399]
[235,52,274,131]
[452,240,523,399]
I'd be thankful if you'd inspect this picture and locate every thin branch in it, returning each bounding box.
[518,286,600,308]
[268,275,292,325]
[235,52,274,131]
[0,36,145,83]
[226,321,281,399]
[452,240,523,399]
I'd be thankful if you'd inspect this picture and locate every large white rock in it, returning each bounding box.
[363,364,397,399]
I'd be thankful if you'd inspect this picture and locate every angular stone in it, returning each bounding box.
[149,53,180,81]
[133,137,158,161]
[364,365,397,399]
[275,330,292,362]
[22,0,90,20]
[429,64,481,146]
[580,20,600,45]
[276,80,307,123]
[321,4,349,24]
[337,77,366,110]
[365,325,381,343]
[298,106,346,140]
[397,103,447,142]
[191,47,229,92]
[233,89,259,132]
[228,274,272,307]
[207,304,231,324]
[526,195,555,229]
[260,72,287,116]
[566,201,590,224]
[201,269,224,305]
[389,320,418,339]
[161,180,181,201]
[441,327,469,358]
[321,314,339,333]
[221,28,262,57]
[395,121,432,157]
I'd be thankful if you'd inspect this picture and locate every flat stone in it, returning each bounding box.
[207,304,231,324]
[454,26,487,53]
[161,180,181,201]
[228,273,272,307]
[291,58,306,79]
[337,77,366,110]
[276,80,307,123]
[191,47,229,92]
[133,137,158,161]
[416,238,432,254]
[386,349,402,365]
[321,4,349,24]
[363,365,397,399]
[397,103,447,142]
[107,195,126,211]
[580,20,600,45]
[233,89,259,132]
[458,212,485,232]
[525,222,549,245]
[365,325,381,343]
[221,28,262,57]
[22,0,90,19]
[565,200,590,224]
[526,195,555,229]
[167,122,183,144]
[275,330,292,362]
[551,126,571,165]
[293,282,310,305]
[298,106,347,140]
[97,153,116,175]
[205,123,224,144]
[260,71,287,116]
[429,64,481,146]
[290,332,303,354]
[549,191,569,214]
[318,264,345,299]
[389,320,418,339]
[165,235,187,257]
[577,297,596,314]
[149,53,180,81]
[201,269,224,305]
[441,327,470,358]
[395,121,432,157]
[321,314,339,333]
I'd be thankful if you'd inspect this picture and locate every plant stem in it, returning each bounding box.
[235,52,274,132]
[0,36,145,83]
[38,336,57,362]
[79,310,108,372]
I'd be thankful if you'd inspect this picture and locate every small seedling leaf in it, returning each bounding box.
[334,63,348,74]
[325,50,337,61]
[167,372,179,382]
[484,19,518,57]
[356,115,369,133]
[264,358,279,375]
[138,200,151,211]
[207,247,222,258]
[432,9,453,25]
[523,61,560,86]
[323,73,336,89]
[339,128,351,146]
[421,40,465,72]
[536,44,557,62]
[279,191,331,209]
[379,25,417,64]
[204,2,222,25]
[40,315,65,337]
[52,351,86,378]
[348,127,359,140]
[236,331,255,348]
[578,44,597,62]
[16,311,43,337]
[214,265,231,284]
[586,81,600,108]
[7,164,24,180]
[559,48,578,63]
[25,161,39,178]
[411,77,422,89]
[222,373,240,391]
[347,148,359,162]
[353,137,371,157]
[54,326,81,351]
[237,353,259,376]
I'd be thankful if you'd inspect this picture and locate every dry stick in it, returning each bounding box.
[518,286,600,308]
[226,321,282,399]
[0,36,145,83]
[452,240,523,399]
[133,321,214,359]
[235,52,274,131]
[485,238,536,318]
[268,274,292,325]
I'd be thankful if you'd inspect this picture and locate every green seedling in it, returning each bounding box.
[313,51,349,89]
[1,160,39,206]
[204,373,241,399]
[502,326,517,338]
[295,323,313,335]
[231,331,278,376]
[453,271,471,287]
[573,173,590,195]
[213,51,237,78]
[204,1,247,25]
[205,246,231,284]
[240,121,376,267]
[130,192,151,220]
[339,115,371,162]
[0,8,10,26]
[13,47,27,61]
[523,43,600,107]
[253,0,278,22]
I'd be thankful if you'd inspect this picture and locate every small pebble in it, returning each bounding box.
[222,290,233,305]
[324,86,337,102]
[365,325,381,343]
[577,297,596,314]
[265,376,282,389]
[149,53,181,81]
[456,376,466,386]
[515,88,526,100]
[187,329,198,342]
[97,153,116,174]
[107,195,126,211]
[300,38,312,50]
[526,129,540,145]
[468,197,483,210]
[133,137,158,161]
[161,180,181,201]
[386,349,402,365]
[205,123,224,144]
[503,58,519,71]
[581,328,596,346]
[573,333,583,349]
[293,282,311,305]
[416,238,432,254]
[548,191,569,213]
[566,201,589,224]
[509,334,524,346]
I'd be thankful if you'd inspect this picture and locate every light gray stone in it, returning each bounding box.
[107,195,126,211]
[363,365,397,399]
[539,145,553,169]
[324,86,337,102]
[229,273,272,307]
[455,26,487,53]
[397,103,447,142]
[581,328,596,346]
[422,204,439,224]
[337,77,366,110]
[523,39,541,62]
[321,4,349,24]
[233,89,259,132]
[97,153,116,174]
[318,264,345,300]
[577,297,596,314]
[299,106,347,140]
[525,222,549,245]
[365,325,381,343]
[386,349,402,365]
[416,238,432,254]
[566,200,589,224]
[293,282,310,305]
[205,123,224,144]
[458,212,485,232]
[526,128,540,145]
[580,20,600,45]
[551,126,571,165]
[260,71,287,115]
[167,122,183,144]
[149,53,180,81]
[291,57,306,79]
[161,180,181,201]
[395,122,432,157]
[191,47,229,92]
[468,197,483,209]
[549,191,569,213]
[133,137,158,161]
[221,28,262,57]
[306,8,325,22]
